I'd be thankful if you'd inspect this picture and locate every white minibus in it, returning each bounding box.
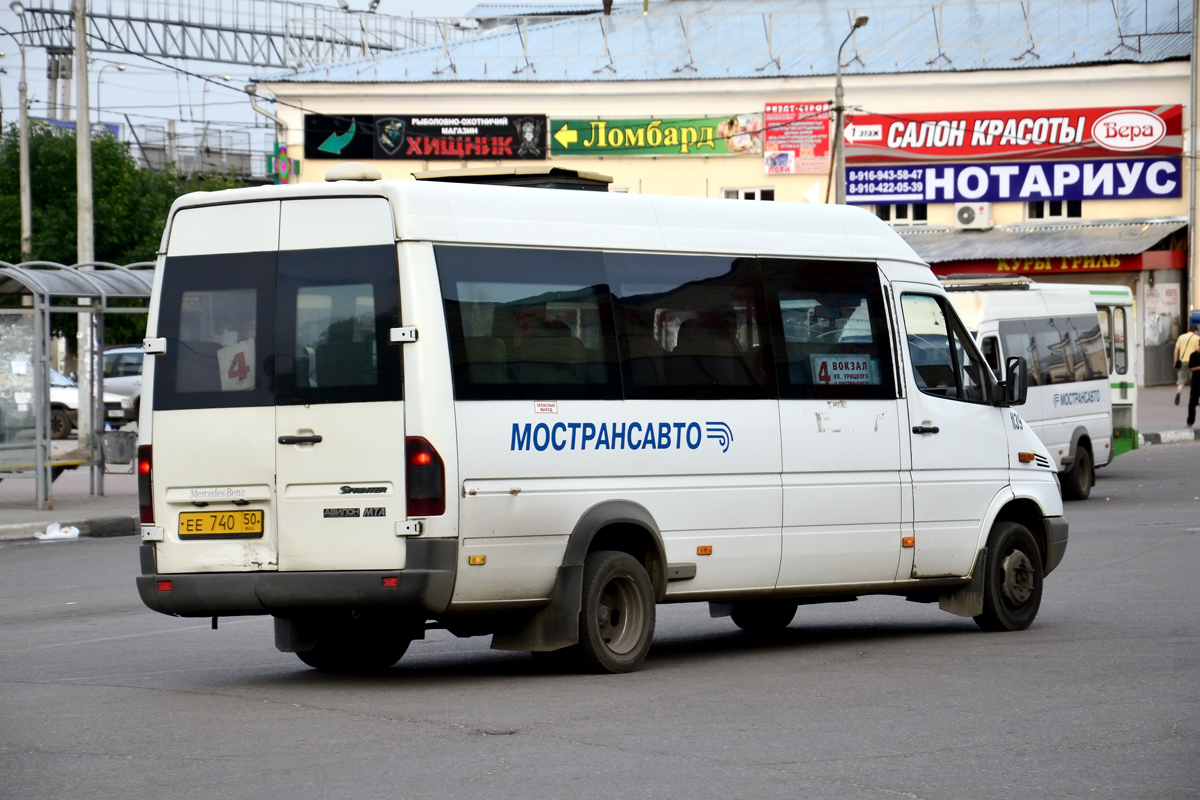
[943,278,1113,500]
[136,166,1067,674]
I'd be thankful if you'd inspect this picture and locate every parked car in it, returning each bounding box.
[102,345,144,413]
[50,368,134,439]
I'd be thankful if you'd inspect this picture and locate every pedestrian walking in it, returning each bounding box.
[1175,324,1200,405]
[1188,348,1200,428]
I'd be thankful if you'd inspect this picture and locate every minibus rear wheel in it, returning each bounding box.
[1061,446,1093,501]
[730,599,798,632]
[297,639,409,674]
[576,550,656,674]
[295,621,412,673]
[974,521,1044,632]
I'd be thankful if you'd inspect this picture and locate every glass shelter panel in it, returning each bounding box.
[0,312,36,470]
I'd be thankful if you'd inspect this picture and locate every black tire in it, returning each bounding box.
[974,521,1044,632]
[573,550,656,674]
[1061,446,1093,501]
[730,599,799,632]
[50,408,72,440]
[295,621,411,674]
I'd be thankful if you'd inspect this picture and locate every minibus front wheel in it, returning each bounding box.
[974,521,1044,632]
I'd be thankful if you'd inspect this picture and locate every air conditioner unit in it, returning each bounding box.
[955,202,993,231]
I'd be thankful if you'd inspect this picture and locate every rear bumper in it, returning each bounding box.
[136,538,457,617]
[1044,516,1069,576]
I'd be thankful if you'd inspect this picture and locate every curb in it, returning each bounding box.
[0,516,138,543]
[1139,429,1200,446]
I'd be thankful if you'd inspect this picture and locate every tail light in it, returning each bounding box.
[137,445,154,524]
[405,437,445,517]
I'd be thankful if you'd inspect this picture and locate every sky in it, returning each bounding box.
[0,0,539,172]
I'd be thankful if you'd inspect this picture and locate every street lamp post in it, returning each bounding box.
[17,43,29,257]
[95,63,125,127]
[0,54,7,129]
[74,0,97,481]
[4,7,32,258]
[832,14,868,205]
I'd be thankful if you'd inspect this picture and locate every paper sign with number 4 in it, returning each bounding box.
[217,339,256,392]
[810,354,872,385]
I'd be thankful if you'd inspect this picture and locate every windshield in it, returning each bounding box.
[50,368,75,387]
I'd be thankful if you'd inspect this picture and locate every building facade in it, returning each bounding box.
[260,0,1195,385]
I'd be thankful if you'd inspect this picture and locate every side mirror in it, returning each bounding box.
[69,372,78,382]
[1002,356,1028,407]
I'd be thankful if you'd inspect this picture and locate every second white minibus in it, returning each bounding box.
[944,278,1113,501]
[135,167,1067,674]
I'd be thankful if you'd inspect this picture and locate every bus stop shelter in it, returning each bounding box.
[0,261,153,510]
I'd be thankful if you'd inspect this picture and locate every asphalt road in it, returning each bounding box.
[2,445,1198,800]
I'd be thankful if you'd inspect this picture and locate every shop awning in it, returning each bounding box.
[897,217,1188,264]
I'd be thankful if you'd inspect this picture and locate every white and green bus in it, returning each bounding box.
[1083,285,1138,457]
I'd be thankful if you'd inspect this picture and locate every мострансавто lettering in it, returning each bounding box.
[511,421,734,453]
[1053,390,1102,408]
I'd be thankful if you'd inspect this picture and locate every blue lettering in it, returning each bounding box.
[612,422,626,449]
[511,423,531,451]
[643,424,657,450]
[507,420,731,455]
[628,422,642,450]
[673,422,686,448]
[533,422,550,451]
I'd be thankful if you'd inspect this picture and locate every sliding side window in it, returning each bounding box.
[605,252,771,400]
[437,245,620,401]
[760,259,896,400]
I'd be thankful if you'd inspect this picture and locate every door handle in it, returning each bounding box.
[278,434,323,445]
[912,425,940,435]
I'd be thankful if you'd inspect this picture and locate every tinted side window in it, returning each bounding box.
[1001,316,1107,386]
[437,245,620,401]
[981,336,1000,373]
[606,253,771,400]
[901,294,989,403]
[274,245,402,405]
[998,320,1038,384]
[1113,307,1127,374]
[760,259,896,400]
[1096,308,1113,374]
[153,252,276,411]
[1072,315,1109,381]
[103,353,143,378]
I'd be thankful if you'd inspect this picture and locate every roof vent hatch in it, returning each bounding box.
[325,162,382,182]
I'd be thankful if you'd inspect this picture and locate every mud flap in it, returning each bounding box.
[490,563,583,652]
[939,547,986,618]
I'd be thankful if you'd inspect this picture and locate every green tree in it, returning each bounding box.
[0,123,245,343]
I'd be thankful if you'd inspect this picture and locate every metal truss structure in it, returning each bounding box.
[12,0,476,68]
